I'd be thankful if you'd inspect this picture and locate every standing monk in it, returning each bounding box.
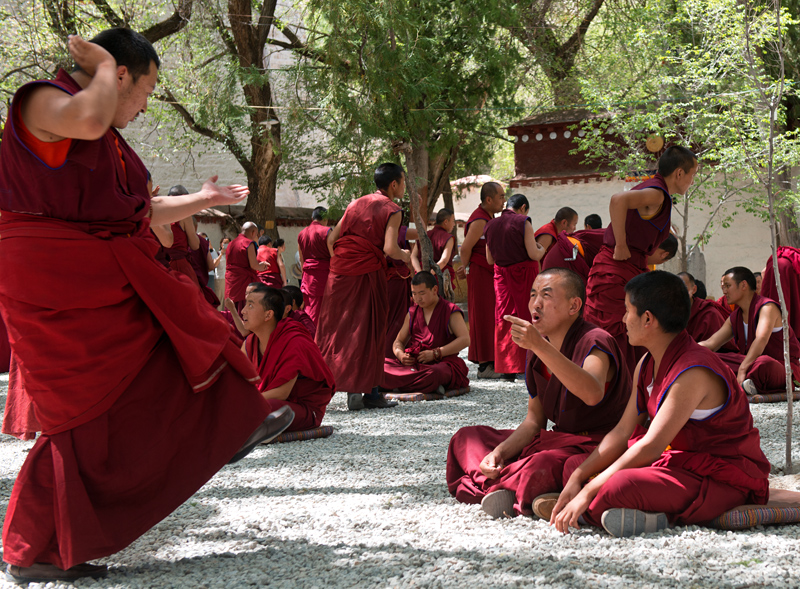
[534,207,579,258]
[485,194,545,375]
[585,146,697,371]
[0,29,293,583]
[316,163,411,410]
[257,236,284,288]
[761,246,800,339]
[412,208,457,282]
[459,182,506,379]
[298,206,332,324]
[225,222,267,314]
[700,266,800,396]
[447,269,630,518]
[163,184,201,287]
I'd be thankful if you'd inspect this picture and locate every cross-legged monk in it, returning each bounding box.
[242,285,334,431]
[257,236,283,288]
[0,30,294,583]
[446,268,630,517]
[383,272,470,394]
[412,208,457,282]
[459,182,505,379]
[585,146,697,371]
[485,194,546,375]
[700,266,800,396]
[283,285,316,338]
[226,222,267,314]
[385,222,418,358]
[761,246,800,339]
[163,184,201,287]
[534,207,579,258]
[678,271,729,344]
[551,271,770,537]
[316,162,411,410]
[584,214,602,230]
[298,206,332,324]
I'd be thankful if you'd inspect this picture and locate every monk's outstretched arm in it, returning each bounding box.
[459,219,485,269]
[150,176,249,226]
[480,397,546,479]
[608,188,664,261]
[699,318,734,351]
[738,303,782,383]
[261,375,298,401]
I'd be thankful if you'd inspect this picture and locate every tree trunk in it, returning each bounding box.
[244,126,281,239]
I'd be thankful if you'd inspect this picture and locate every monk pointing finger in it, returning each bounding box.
[504,314,544,351]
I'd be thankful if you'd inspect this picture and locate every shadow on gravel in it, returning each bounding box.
[192,481,445,501]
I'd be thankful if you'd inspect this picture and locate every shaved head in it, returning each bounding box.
[537,268,585,309]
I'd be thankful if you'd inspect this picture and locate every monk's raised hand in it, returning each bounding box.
[68,35,116,78]
[200,175,250,207]
[504,315,543,351]
[223,298,236,313]
[151,184,160,197]
[613,243,631,261]
[479,450,504,479]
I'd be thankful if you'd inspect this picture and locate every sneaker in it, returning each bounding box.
[480,489,517,519]
[601,508,670,537]
[362,394,399,409]
[742,379,758,396]
[347,393,365,411]
[477,364,504,379]
[532,493,560,521]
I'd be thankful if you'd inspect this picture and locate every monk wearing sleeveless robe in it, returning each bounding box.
[226,222,267,313]
[534,207,579,258]
[411,208,457,282]
[552,272,770,537]
[298,206,332,324]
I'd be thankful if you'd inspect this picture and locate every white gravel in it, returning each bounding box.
[2,355,800,589]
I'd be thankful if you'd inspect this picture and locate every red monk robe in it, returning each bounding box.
[484,209,537,374]
[447,317,630,515]
[761,246,800,338]
[188,233,221,307]
[585,174,672,370]
[316,193,401,394]
[382,298,469,393]
[716,295,736,317]
[465,206,496,364]
[687,296,729,343]
[246,318,334,431]
[298,220,332,325]
[580,331,770,527]
[1,354,39,441]
[541,229,605,283]
[0,69,270,570]
[534,220,558,257]
[0,311,10,372]
[288,309,316,339]
[385,226,413,358]
[257,245,283,288]
[165,221,200,287]
[717,294,800,395]
[415,225,457,281]
[225,233,258,310]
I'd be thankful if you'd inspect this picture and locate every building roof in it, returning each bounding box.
[509,107,608,129]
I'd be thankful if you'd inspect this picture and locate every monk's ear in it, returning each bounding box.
[569,296,582,316]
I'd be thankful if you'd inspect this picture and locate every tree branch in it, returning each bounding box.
[90,0,124,28]
[141,0,194,44]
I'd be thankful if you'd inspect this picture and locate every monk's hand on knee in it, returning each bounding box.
[504,315,542,351]
[479,450,504,479]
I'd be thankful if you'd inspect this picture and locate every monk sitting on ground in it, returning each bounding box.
[283,285,316,338]
[534,207,579,258]
[551,271,770,537]
[242,285,335,432]
[678,271,729,344]
[446,268,630,518]
[700,266,800,396]
[382,272,470,395]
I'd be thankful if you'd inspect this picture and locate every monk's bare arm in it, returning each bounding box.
[150,177,249,226]
[608,188,664,261]
[326,222,341,258]
[23,36,118,142]
[699,317,734,351]
[410,243,423,273]
[405,227,420,241]
[261,375,298,401]
[181,218,200,251]
[485,246,495,266]
[384,213,411,263]
[536,233,554,253]
[437,237,455,271]
[459,219,486,269]
[247,243,263,272]
[225,299,250,337]
[392,315,414,364]
[739,303,782,379]
[151,224,174,247]
[524,222,546,261]
[277,254,287,286]
[298,244,305,266]
[480,397,546,479]
[442,312,470,356]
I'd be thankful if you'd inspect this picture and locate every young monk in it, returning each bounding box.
[383,272,470,394]
[298,206,332,324]
[412,208,457,282]
[585,146,697,371]
[446,268,630,518]
[485,194,546,375]
[257,236,284,288]
[700,266,800,396]
[0,29,293,583]
[241,285,334,432]
[283,285,316,338]
[459,182,505,379]
[226,222,267,313]
[678,271,729,344]
[316,162,411,410]
[534,207,579,257]
[551,271,770,537]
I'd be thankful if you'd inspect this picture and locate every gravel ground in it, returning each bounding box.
[2,357,800,589]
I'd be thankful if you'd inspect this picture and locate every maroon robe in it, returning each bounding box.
[465,206,495,363]
[717,294,800,395]
[225,233,258,308]
[288,309,316,339]
[382,298,469,393]
[316,192,401,394]
[541,229,605,283]
[0,70,269,570]
[716,295,735,317]
[582,331,770,527]
[246,318,334,431]
[761,246,800,338]
[188,234,220,307]
[534,219,559,256]
[0,311,9,372]
[687,296,728,343]
[298,221,331,325]
[385,226,412,358]
[257,245,282,288]
[415,225,456,280]
[484,209,537,374]
[447,317,630,515]
[585,174,672,371]
[165,222,199,287]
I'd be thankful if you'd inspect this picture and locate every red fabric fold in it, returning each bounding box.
[330,235,388,276]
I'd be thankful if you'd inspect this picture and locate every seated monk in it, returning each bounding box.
[241,285,335,432]
[678,271,730,344]
[446,268,630,518]
[551,271,770,537]
[283,285,316,338]
[700,266,800,396]
[382,272,470,394]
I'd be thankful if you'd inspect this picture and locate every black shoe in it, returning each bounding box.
[362,394,399,409]
[5,562,108,583]
[228,405,295,464]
